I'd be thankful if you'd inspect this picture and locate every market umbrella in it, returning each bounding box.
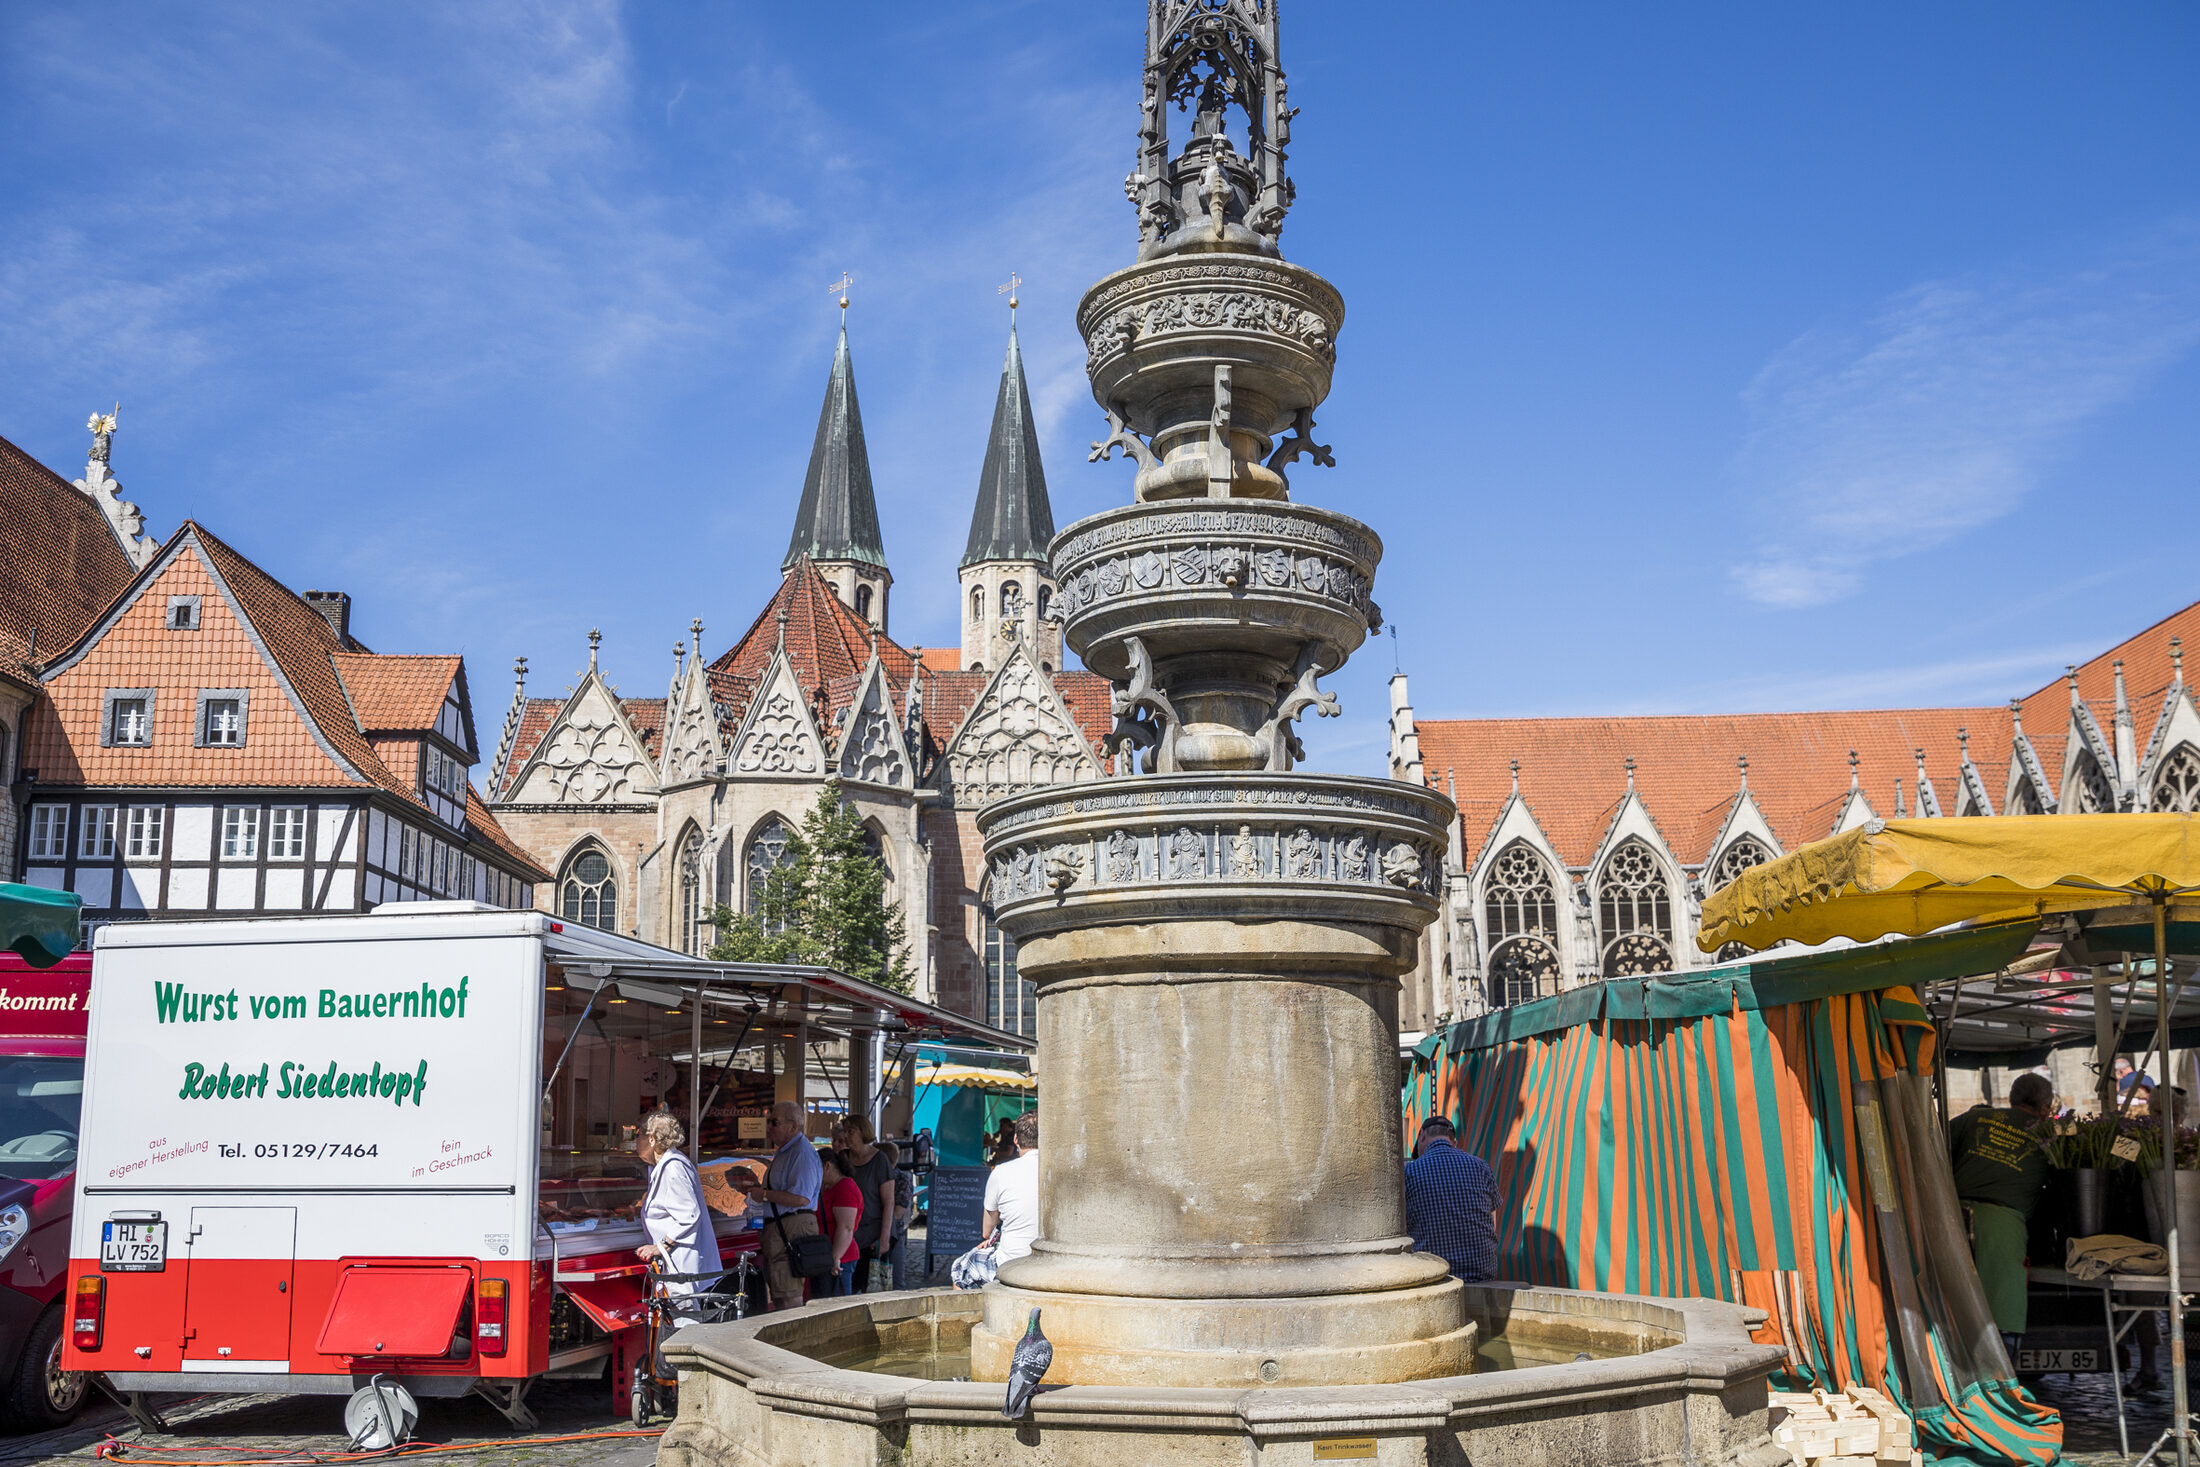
[1699,813,2200,1464]
[0,883,81,969]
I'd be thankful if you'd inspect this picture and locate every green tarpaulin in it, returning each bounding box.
[0,884,80,968]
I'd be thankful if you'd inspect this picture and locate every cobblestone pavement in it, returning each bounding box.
[0,1380,659,1467]
[2025,1367,2180,1464]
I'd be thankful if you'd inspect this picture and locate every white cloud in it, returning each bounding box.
[1730,224,2200,608]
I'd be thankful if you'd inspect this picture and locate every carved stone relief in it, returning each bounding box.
[731,655,824,777]
[837,664,911,788]
[943,647,1102,805]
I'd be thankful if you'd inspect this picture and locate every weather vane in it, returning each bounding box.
[999,272,1022,321]
[828,272,853,323]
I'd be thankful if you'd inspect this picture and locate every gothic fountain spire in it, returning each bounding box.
[972,0,1465,1391]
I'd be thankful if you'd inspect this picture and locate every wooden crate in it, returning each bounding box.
[1767,1385,1919,1467]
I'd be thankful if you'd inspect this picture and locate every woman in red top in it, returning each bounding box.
[816,1148,865,1297]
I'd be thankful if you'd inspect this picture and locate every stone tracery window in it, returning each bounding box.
[744,817,793,917]
[1597,838,1672,977]
[1488,937,1560,1008]
[1710,836,1772,893]
[560,847,618,931]
[1483,842,1558,949]
[676,827,704,955]
[2153,745,2200,813]
[2070,751,2115,814]
[982,900,1034,1039]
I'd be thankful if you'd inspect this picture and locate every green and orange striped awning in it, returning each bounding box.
[1407,923,2062,1465]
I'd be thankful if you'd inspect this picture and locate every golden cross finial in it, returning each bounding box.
[999,272,1022,319]
[828,272,854,320]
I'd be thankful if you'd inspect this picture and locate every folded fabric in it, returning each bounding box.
[2067,1233,2167,1279]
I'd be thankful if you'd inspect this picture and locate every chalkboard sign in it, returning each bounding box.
[925,1166,989,1262]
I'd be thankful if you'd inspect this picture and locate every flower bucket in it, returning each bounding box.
[2074,1168,2107,1238]
[2140,1169,2200,1274]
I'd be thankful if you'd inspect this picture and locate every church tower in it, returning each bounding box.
[960,324,1059,672]
[784,326,892,631]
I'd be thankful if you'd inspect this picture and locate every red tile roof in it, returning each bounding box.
[1417,597,2200,872]
[494,565,1114,794]
[1422,708,2003,871]
[332,653,460,733]
[0,432,137,682]
[23,517,539,875]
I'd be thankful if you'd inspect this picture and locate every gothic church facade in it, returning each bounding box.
[1388,601,2200,1032]
[487,327,1112,1034]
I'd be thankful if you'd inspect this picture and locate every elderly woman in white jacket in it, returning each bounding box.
[633,1110,724,1327]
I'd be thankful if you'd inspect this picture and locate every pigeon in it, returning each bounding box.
[1002,1307,1052,1418]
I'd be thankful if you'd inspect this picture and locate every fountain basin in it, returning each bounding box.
[658,1284,1792,1467]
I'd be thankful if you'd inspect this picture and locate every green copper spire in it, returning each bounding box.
[961,325,1055,569]
[784,326,888,573]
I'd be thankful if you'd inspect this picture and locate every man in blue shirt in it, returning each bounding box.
[732,1100,825,1310]
[1404,1117,1499,1281]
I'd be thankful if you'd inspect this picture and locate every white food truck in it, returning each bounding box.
[59,903,1012,1429]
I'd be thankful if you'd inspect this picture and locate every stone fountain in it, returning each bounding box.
[963,0,1464,1391]
[661,6,1789,1460]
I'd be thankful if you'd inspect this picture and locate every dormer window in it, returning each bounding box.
[165,595,202,631]
[196,690,249,748]
[102,690,154,747]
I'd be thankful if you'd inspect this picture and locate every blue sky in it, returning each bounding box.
[5,3,2197,776]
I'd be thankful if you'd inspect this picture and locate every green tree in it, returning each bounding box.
[708,779,914,993]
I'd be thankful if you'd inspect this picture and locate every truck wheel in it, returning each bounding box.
[9,1305,89,1430]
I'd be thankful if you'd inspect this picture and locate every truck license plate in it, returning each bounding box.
[2016,1348,2098,1372]
[101,1220,166,1272]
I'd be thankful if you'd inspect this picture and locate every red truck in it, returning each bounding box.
[0,949,91,1431]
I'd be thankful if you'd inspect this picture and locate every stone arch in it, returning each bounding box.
[2069,749,2115,814]
[557,838,620,932]
[1597,837,1673,977]
[1488,935,1560,1008]
[976,872,1034,1039]
[2153,744,2200,813]
[673,821,706,955]
[855,584,874,621]
[1708,835,1773,894]
[741,812,796,918]
[970,585,985,623]
[1482,840,1559,953]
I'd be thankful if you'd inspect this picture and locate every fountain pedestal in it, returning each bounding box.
[967,773,1470,1387]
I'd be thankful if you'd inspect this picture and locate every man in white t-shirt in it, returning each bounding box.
[981,1111,1040,1267]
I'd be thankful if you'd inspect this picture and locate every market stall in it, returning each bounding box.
[63,905,1026,1435]
[1700,812,2200,1465]
[1406,922,2064,1465]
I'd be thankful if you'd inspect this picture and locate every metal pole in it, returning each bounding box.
[2159,894,2188,1467]
[2097,964,2118,1115]
[690,985,705,1156]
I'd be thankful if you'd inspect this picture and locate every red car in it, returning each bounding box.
[0,951,91,1431]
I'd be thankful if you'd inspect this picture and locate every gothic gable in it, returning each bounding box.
[837,658,911,789]
[941,644,1100,805]
[661,655,723,787]
[728,651,826,778]
[507,672,660,805]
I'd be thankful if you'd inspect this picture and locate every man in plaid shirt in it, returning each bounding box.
[1404,1117,1498,1281]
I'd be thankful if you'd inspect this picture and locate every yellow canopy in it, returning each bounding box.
[1697,813,2200,952]
[910,1062,1036,1092]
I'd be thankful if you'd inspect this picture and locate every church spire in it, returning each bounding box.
[960,318,1062,673]
[785,325,891,629]
[964,326,1056,568]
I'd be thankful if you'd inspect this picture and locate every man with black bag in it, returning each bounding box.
[733,1101,831,1310]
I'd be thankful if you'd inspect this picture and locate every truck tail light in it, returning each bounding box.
[475,1278,507,1356]
[72,1276,104,1352]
